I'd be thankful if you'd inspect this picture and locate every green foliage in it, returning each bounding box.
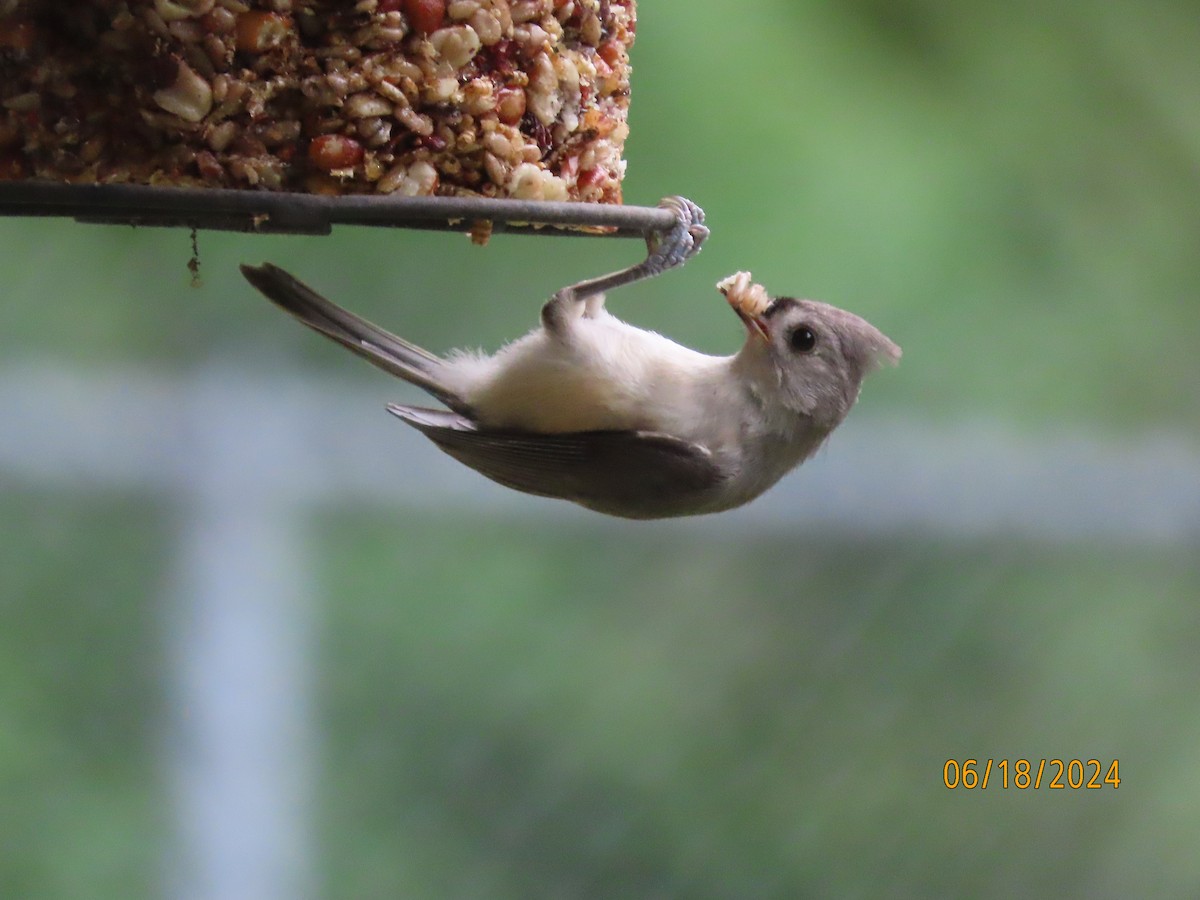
[0,493,167,899]
[315,516,1199,897]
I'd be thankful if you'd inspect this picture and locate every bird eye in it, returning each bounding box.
[788,325,817,353]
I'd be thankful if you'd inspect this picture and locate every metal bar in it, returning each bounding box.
[0,181,675,238]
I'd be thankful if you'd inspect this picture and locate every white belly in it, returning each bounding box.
[454,312,727,435]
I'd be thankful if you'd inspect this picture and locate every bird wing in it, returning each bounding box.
[387,405,729,519]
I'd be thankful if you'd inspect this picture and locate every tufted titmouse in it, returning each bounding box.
[242,197,900,519]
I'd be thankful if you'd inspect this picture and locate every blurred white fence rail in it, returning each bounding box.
[2,360,1197,541]
[1,360,1198,899]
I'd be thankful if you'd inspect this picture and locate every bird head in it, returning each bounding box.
[720,272,901,430]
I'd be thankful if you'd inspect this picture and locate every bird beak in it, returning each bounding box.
[717,273,772,342]
[733,305,770,341]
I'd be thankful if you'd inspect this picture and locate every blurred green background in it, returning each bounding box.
[2,1,1199,897]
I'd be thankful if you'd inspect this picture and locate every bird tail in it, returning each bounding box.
[240,262,470,415]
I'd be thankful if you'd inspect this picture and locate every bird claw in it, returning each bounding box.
[541,195,710,331]
[646,195,708,274]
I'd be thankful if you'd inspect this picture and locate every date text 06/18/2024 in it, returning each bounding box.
[943,759,1121,790]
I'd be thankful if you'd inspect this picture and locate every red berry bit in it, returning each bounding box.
[403,0,445,35]
[234,11,293,53]
[308,134,364,171]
